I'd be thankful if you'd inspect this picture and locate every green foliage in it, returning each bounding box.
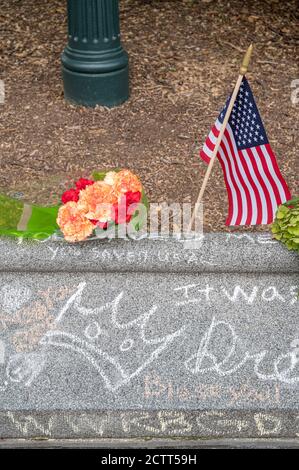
[0,170,147,241]
[92,168,120,181]
[92,170,107,181]
[129,189,149,233]
[271,197,299,253]
[0,193,59,240]
[0,194,24,229]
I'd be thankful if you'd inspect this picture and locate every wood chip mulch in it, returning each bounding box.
[0,0,298,232]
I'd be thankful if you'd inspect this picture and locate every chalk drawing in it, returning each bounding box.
[216,418,249,433]
[254,413,282,436]
[39,283,186,391]
[0,277,298,397]
[6,411,54,437]
[0,285,73,361]
[2,410,298,438]
[196,411,253,436]
[185,317,299,384]
[67,414,106,436]
[84,321,110,341]
[196,411,226,436]
[122,411,193,436]
[6,352,46,386]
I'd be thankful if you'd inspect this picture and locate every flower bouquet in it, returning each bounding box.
[0,169,148,242]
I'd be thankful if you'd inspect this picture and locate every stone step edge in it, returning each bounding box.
[0,233,298,273]
[1,410,298,439]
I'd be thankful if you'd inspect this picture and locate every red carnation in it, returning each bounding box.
[112,191,142,225]
[126,191,142,205]
[113,205,133,224]
[75,178,94,191]
[61,188,80,204]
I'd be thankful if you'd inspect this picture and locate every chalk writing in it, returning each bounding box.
[185,316,299,384]
[42,245,217,267]
[174,283,298,306]
[254,413,282,436]
[144,374,281,405]
[2,411,298,439]
[0,278,298,401]
[5,411,54,437]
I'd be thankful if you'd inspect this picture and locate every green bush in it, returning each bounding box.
[271,197,299,253]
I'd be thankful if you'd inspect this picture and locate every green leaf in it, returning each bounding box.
[92,171,106,181]
[0,193,59,240]
[129,190,148,233]
[283,196,299,207]
[270,196,299,254]
[276,205,289,219]
[92,168,121,181]
[288,226,299,236]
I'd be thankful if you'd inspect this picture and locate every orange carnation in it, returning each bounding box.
[57,202,94,242]
[77,181,118,222]
[104,171,118,186]
[113,170,142,198]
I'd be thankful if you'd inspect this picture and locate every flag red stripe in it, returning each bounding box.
[220,140,243,225]
[256,146,281,207]
[242,149,265,225]
[247,147,273,223]
[206,136,215,152]
[266,144,292,202]
[238,150,263,225]
[212,125,220,138]
[217,152,234,225]
[199,149,211,163]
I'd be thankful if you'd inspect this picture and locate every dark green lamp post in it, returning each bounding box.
[62,0,129,107]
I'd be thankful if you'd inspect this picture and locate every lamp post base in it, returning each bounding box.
[62,56,129,108]
[62,0,129,108]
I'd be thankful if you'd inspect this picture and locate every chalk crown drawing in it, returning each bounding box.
[41,282,186,391]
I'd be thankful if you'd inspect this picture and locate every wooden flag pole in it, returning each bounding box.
[188,44,253,232]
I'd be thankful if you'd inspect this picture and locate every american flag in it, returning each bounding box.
[200,77,291,226]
